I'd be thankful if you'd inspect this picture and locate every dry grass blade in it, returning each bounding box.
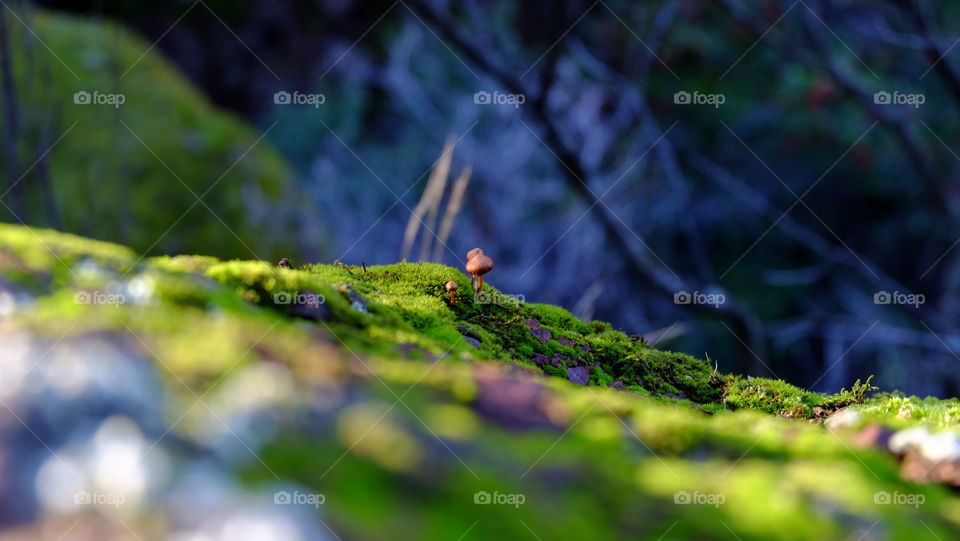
[432,164,472,262]
[401,137,455,261]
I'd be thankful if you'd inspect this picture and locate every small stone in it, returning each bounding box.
[464,336,481,348]
[531,353,550,366]
[288,289,331,321]
[336,284,369,314]
[824,409,860,430]
[888,427,931,455]
[567,366,589,385]
[529,327,552,344]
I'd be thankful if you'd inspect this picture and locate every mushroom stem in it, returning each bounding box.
[449,291,456,305]
[477,275,484,292]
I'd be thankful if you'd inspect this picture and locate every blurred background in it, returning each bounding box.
[2,0,958,397]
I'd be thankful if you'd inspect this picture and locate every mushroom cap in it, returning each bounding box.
[465,254,494,276]
[466,248,484,261]
[445,280,459,291]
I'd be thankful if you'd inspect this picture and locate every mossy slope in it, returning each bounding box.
[1,223,958,541]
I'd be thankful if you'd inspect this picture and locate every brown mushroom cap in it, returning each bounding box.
[465,254,494,276]
[445,281,459,292]
[466,248,484,261]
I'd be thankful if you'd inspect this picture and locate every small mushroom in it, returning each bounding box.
[465,254,494,293]
[445,281,459,305]
[277,258,293,268]
[466,248,484,261]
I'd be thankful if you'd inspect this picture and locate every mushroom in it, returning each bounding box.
[445,280,459,305]
[277,257,293,268]
[466,248,484,261]
[465,254,494,293]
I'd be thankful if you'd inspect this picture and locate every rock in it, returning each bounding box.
[853,424,893,449]
[888,427,931,455]
[473,367,566,430]
[532,353,551,366]
[922,432,960,462]
[824,409,861,430]
[557,336,575,347]
[288,289,331,321]
[566,366,590,385]
[336,284,369,314]
[463,336,481,348]
[529,327,552,344]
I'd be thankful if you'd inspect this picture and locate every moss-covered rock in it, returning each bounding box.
[2,9,294,260]
[1,223,958,540]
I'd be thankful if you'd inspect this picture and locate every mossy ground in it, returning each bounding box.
[1,223,959,540]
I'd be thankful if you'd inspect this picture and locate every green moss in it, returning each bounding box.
[0,222,882,419]
[847,393,960,431]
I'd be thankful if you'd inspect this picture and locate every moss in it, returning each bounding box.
[13,225,960,540]
[0,222,883,419]
[846,393,960,431]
